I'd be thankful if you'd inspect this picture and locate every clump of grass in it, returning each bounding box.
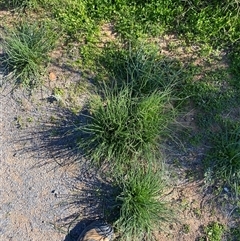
[229,41,240,89]
[114,165,174,241]
[78,83,174,168]
[1,22,58,89]
[204,124,240,197]
[0,0,29,9]
[125,47,183,96]
[99,42,184,97]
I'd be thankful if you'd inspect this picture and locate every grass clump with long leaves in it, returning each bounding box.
[204,124,240,198]
[113,165,174,241]
[78,84,174,168]
[0,0,29,9]
[229,41,240,89]
[1,22,58,89]
[99,42,185,97]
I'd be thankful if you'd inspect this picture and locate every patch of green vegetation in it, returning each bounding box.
[77,83,174,168]
[53,87,64,97]
[0,0,28,9]
[26,116,33,122]
[37,1,240,48]
[229,226,240,241]
[178,1,239,47]
[98,42,186,97]
[204,123,240,198]
[229,41,240,89]
[113,166,175,241]
[79,42,103,69]
[204,222,225,241]
[188,132,204,146]
[87,0,239,46]
[193,207,201,218]
[1,21,58,90]
[182,224,190,234]
[48,0,99,40]
[181,65,238,129]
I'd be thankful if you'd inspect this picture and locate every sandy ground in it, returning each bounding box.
[0,66,93,241]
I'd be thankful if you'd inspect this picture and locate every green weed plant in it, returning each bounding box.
[50,0,98,40]
[204,222,225,241]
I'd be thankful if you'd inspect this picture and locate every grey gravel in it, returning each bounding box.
[0,74,92,241]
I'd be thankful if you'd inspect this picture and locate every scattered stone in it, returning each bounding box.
[49,72,57,81]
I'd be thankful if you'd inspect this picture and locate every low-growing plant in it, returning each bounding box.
[204,124,240,197]
[51,0,98,40]
[229,226,240,241]
[114,165,175,241]
[77,83,174,168]
[1,22,58,89]
[34,0,240,48]
[204,222,225,241]
[229,41,240,89]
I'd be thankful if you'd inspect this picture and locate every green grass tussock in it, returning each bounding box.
[114,166,174,241]
[78,83,174,168]
[204,124,240,197]
[99,42,185,97]
[1,22,58,89]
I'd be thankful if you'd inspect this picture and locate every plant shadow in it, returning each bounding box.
[7,94,120,240]
[0,51,10,79]
[12,105,91,168]
[54,171,119,241]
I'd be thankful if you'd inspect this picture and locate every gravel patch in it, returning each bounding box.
[0,71,94,241]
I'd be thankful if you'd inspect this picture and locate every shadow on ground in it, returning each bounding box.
[63,218,93,241]
[54,171,119,241]
[9,104,120,238]
[12,105,89,167]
